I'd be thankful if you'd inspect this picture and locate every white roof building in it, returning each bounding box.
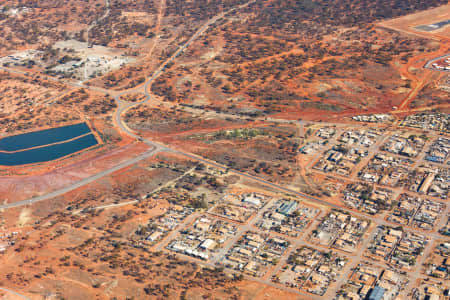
[200,239,217,250]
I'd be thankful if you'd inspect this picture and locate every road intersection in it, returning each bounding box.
[0,0,448,298]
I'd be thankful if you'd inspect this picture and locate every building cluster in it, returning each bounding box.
[426,137,450,164]
[387,194,444,230]
[359,153,413,187]
[256,199,319,237]
[381,134,425,158]
[314,145,367,177]
[430,56,450,71]
[300,140,326,155]
[401,113,449,133]
[0,231,19,253]
[133,112,450,298]
[210,193,266,223]
[167,216,237,261]
[413,282,450,300]
[440,215,450,236]
[336,263,406,300]
[274,246,347,296]
[365,226,428,271]
[424,242,450,279]
[141,205,194,244]
[343,183,393,214]
[310,210,370,253]
[338,129,382,148]
[407,164,449,200]
[352,114,393,123]
[2,50,41,64]
[220,231,289,277]
[315,127,336,140]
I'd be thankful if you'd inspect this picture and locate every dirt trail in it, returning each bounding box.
[395,43,449,112]
[86,0,110,45]
[397,69,433,111]
[142,0,166,61]
[391,102,450,114]
[237,49,305,67]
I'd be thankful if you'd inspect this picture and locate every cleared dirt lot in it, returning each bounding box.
[379,4,450,40]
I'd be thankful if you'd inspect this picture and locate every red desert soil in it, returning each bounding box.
[0,142,151,204]
[379,4,450,41]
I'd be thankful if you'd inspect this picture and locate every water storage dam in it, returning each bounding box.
[0,123,99,166]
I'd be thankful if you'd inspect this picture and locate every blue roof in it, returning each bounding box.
[368,286,385,300]
[425,155,443,163]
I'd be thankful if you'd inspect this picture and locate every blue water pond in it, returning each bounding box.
[0,123,99,166]
[0,122,91,152]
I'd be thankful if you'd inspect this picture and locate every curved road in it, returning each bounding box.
[13,0,431,238]
[0,0,257,209]
[0,0,447,245]
[0,3,447,298]
[112,0,258,139]
[0,0,446,243]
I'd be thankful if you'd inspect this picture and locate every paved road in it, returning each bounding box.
[0,148,159,210]
[399,202,450,298]
[324,224,379,298]
[0,0,255,203]
[101,3,450,296]
[266,210,325,280]
[163,247,322,300]
[0,0,257,211]
[424,54,450,73]
[111,0,258,138]
[210,195,276,265]
[0,287,31,300]
[0,1,447,298]
[155,212,200,252]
